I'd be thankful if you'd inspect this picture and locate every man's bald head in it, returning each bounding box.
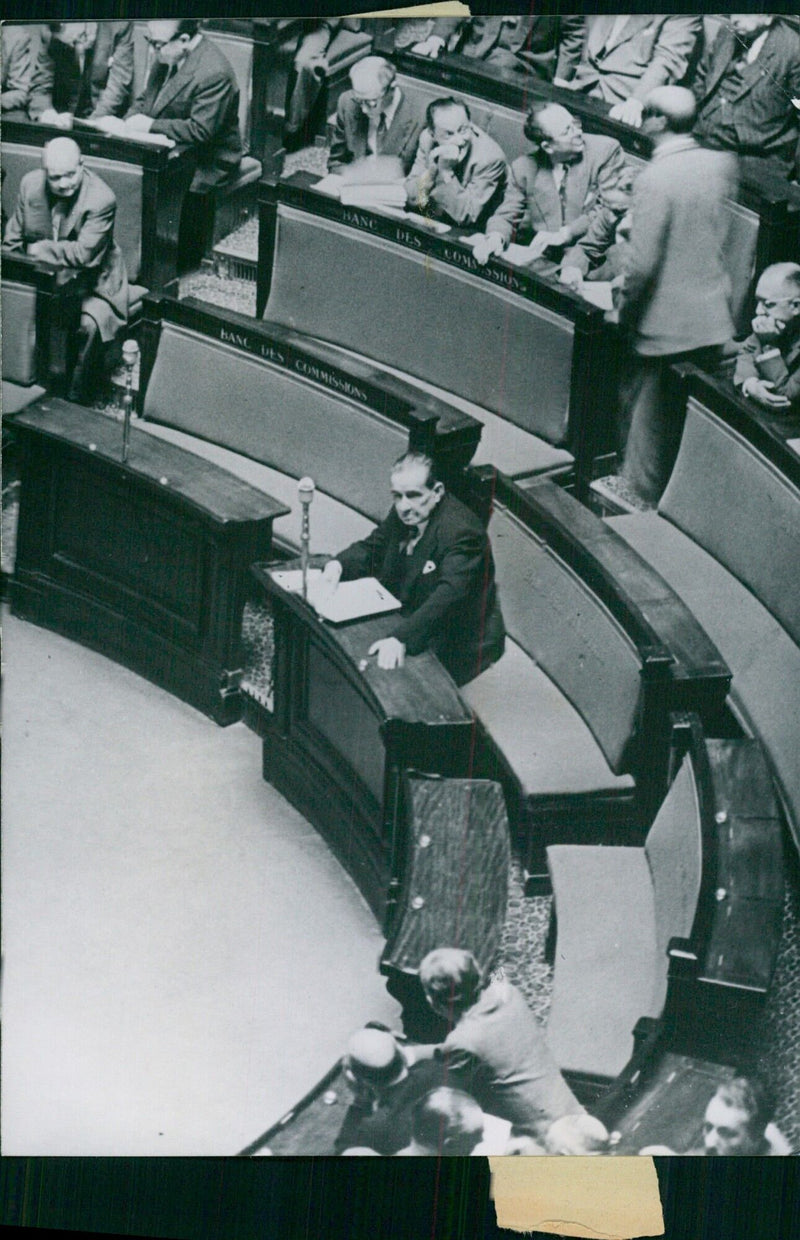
[42,137,84,197]
[642,86,697,135]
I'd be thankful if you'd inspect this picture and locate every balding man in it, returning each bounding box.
[328,57,423,175]
[472,101,626,265]
[616,87,737,506]
[734,263,800,412]
[404,98,507,229]
[3,136,129,402]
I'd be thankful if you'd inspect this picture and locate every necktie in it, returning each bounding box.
[558,166,569,228]
[51,202,67,242]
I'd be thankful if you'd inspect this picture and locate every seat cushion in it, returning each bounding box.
[2,381,47,416]
[461,639,634,798]
[139,421,375,554]
[608,512,800,845]
[546,844,658,1078]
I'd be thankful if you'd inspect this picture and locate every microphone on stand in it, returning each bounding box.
[121,339,139,464]
[298,476,315,601]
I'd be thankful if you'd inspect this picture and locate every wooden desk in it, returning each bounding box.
[252,563,475,920]
[1,252,83,397]
[11,400,289,724]
[1,120,195,289]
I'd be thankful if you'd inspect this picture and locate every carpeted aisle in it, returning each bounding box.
[1,607,399,1155]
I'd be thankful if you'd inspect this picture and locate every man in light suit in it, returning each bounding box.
[407,16,585,84]
[319,451,505,686]
[472,102,627,265]
[28,21,133,126]
[556,15,702,129]
[404,98,507,230]
[3,136,129,402]
[328,57,423,175]
[2,23,35,115]
[616,87,737,506]
[94,20,242,193]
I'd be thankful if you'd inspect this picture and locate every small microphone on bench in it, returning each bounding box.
[298,476,315,601]
[121,339,140,464]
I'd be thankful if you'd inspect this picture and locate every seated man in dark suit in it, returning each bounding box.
[3,136,129,402]
[734,262,800,413]
[472,101,627,265]
[408,15,585,84]
[28,21,133,127]
[328,57,423,175]
[404,98,508,230]
[2,23,35,116]
[692,15,800,181]
[95,20,242,193]
[320,451,505,686]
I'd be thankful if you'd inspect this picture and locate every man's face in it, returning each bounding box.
[702,1095,760,1156]
[755,272,800,330]
[147,21,187,66]
[54,23,98,50]
[539,105,584,163]
[390,462,444,529]
[431,105,471,151]
[729,15,773,39]
[44,150,84,198]
[351,73,393,119]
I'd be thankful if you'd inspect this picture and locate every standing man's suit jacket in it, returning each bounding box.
[336,491,505,686]
[433,15,586,81]
[130,36,242,191]
[328,89,423,174]
[557,15,702,103]
[485,134,627,244]
[2,24,35,113]
[693,19,800,171]
[405,124,508,229]
[4,166,129,338]
[29,22,133,120]
[620,137,736,357]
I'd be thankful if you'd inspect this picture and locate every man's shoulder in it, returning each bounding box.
[82,168,117,208]
[196,35,238,84]
[470,127,507,165]
[437,494,485,539]
[19,168,48,198]
[582,133,622,164]
[3,24,31,51]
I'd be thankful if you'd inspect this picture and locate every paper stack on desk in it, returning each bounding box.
[269,570,402,624]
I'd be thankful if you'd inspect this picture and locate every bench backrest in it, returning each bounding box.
[395,71,527,162]
[143,319,407,522]
[1,141,144,282]
[265,202,576,446]
[644,753,703,1016]
[660,393,800,645]
[2,281,38,385]
[488,501,642,773]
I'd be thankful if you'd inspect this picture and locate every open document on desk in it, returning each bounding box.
[269,569,402,624]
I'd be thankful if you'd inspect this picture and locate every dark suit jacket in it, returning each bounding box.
[693,19,800,171]
[620,137,737,357]
[558,15,702,103]
[2,25,34,112]
[437,981,584,1137]
[29,22,133,120]
[4,166,129,339]
[130,35,242,191]
[485,134,627,245]
[336,492,505,686]
[436,15,585,82]
[328,89,423,174]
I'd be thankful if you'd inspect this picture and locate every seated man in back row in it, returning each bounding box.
[328,56,423,175]
[28,21,134,128]
[3,136,129,403]
[404,97,507,229]
[733,262,800,413]
[319,451,505,687]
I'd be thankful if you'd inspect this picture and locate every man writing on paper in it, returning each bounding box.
[328,57,423,176]
[318,452,505,686]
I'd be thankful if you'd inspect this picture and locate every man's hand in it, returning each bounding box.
[368,636,406,670]
[125,113,154,133]
[308,558,342,610]
[552,76,576,89]
[26,240,51,260]
[39,108,73,129]
[751,314,784,342]
[609,97,645,128]
[430,138,466,168]
[528,228,569,260]
[411,36,445,58]
[93,115,128,135]
[559,264,583,289]
[741,378,791,409]
[471,232,505,265]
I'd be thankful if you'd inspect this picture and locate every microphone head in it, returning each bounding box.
[298,476,315,504]
[122,339,140,366]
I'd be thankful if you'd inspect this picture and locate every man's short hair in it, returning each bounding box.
[426,96,470,132]
[760,262,800,298]
[642,86,697,133]
[713,1075,775,1139]
[391,451,441,488]
[524,102,560,146]
[411,1087,484,1154]
[419,948,483,1011]
[350,56,396,92]
[176,20,202,39]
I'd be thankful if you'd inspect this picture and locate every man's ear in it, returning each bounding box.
[432,481,445,501]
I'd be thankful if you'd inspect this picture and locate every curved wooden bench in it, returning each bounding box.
[138,292,482,556]
[546,716,783,1095]
[607,366,800,857]
[1,252,82,412]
